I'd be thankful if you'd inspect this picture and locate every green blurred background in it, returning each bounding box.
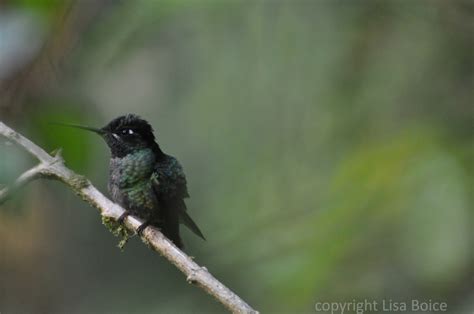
[0,0,472,313]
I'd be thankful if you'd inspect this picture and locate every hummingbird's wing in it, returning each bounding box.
[152,156,205,245]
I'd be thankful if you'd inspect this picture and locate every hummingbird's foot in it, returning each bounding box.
[136,221,150,236]
[117,211,130,224]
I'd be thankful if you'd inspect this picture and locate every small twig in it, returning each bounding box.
[0,164,44,203]
[0,121,258,314]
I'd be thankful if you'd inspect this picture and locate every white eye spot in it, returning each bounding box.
[121,129,134,135]
[112,133,120,140]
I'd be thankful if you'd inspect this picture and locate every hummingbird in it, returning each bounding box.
[58,114,205,248]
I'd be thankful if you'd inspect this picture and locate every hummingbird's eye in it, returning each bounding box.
[121,129,134,135]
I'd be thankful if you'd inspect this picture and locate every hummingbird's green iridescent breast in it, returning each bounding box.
[108,148,157,213]
[114,148,155,188]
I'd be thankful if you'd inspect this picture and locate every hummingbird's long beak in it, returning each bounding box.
[52,122,106,135]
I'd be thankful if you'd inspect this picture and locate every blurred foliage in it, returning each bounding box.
[0,0,472,313]
[30,104,97,170]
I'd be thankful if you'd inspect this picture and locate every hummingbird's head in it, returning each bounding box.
[100,114,158,157]
[54,114,163,158]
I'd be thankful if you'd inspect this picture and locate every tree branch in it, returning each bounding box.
[0,121,258,314]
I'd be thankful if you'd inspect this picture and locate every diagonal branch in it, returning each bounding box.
[0,121,258,314]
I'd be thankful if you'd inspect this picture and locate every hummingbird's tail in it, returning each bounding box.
[160,198,205,249]
[161,200,183,248]
[179,210,206,240]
